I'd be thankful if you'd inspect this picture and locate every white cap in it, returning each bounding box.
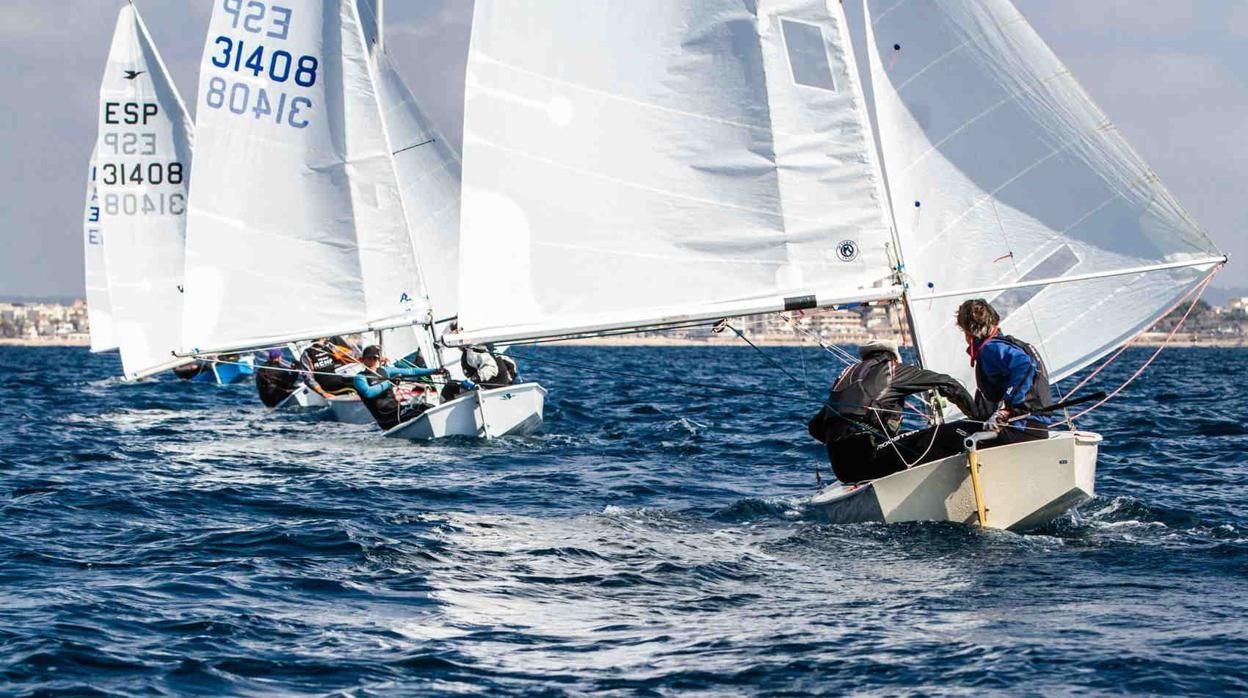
[859,339,901,362]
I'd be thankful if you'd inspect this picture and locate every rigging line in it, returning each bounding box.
[1059,267,1217,402]
[724,322,807,389]
[506,350,916,419]
[1054,270,1217,426]
[200,356,452,384]
[392,138,435,156]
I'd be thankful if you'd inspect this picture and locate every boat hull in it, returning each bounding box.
[192,356,255,385]
[806,431,1100,532]
[383,382,546,441]
[273,384,328,410]
[327,395,374,425]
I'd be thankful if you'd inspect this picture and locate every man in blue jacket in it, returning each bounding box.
[956,299,1056,444]
[352,345,452,430]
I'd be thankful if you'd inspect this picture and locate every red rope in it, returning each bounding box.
[1056,268,1219,427]
[1060,268,1215,402]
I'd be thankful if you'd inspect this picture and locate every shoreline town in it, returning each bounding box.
[4,296,1247,349]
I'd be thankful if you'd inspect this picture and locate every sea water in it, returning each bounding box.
[1,345,1246,695]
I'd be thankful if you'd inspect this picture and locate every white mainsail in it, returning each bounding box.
[96,4,194,379]
[451,0,900,345]
[181,0,429,355]
[83,150,117,353]
[863,0,1224,388]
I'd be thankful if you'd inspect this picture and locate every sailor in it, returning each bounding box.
[255,348,317,407]
[460,344,517,389]
[808,339,978,483]
[173,359,211,381]
[956,298,1056,443]
[300,336,361,396]
[352,345,449,430]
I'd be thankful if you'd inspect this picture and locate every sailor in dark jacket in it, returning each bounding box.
[956,298,1056,443]
[809,339,978,483]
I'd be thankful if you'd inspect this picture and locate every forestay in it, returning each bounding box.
[96,5,194,379]
[181,0,428,355]
[863,0,1224,389]
[453,0,899,345]
[83,150,116,353]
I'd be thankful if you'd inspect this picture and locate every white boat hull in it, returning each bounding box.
[273,384,328,410]
[327,395,375,425]
[806,431,1101,532]
[383,382,546,441]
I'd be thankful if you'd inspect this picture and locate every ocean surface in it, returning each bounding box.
[1,345,1246,696]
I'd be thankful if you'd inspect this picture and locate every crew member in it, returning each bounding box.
[460,344,517,389]
[255,348,318,407]
[300,336,361,396]
[809,339,979,483]
[956,298,1056,444]
[352,345,448,430]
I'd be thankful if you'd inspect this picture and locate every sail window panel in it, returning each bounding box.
[990,244,1080,318]
[780,19,837,91]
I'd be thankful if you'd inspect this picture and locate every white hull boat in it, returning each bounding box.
[274,384,329,410]
[328,395,375,425]
[383,382,546,441]
[806,431,1101,532]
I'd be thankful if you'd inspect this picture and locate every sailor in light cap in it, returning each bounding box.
[808,336,978,484]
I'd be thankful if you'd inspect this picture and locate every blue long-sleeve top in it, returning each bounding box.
[353,365,439,400]
[975,339,1035,409]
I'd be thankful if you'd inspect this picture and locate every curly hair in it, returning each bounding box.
[956,299,1000,339]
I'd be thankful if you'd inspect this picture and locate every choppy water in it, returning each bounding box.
[2,345,1247,695]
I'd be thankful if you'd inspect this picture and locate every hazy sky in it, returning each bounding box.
[1,0,1244,298]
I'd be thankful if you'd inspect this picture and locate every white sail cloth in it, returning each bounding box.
[454,0,898,344]
[96,5,194,379]
[181,0,429,355]
[863,0,1223,386]
[83,151,116,353]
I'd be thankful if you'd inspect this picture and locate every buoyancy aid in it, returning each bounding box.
[973,333,1054,417]
[461,347,516,388]
[357,366,402,428]
[255,360,299,407]
[302,341,358,393]
[823,354,903,439]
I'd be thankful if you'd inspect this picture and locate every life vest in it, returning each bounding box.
[356,366,402,429]
[461,347,516,388]
[973,333,1054,416]
[302,341,357,393]
[255,359,298,407]
[823,353,903,438]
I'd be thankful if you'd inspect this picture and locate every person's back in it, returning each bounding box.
[958,299,1055,441]
[255,350,300,407]
[301,337,359,395]
[810,340,977,483]
[460,346,516,389]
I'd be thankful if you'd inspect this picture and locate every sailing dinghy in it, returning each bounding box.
[93,2,196,382]
[445,0,1225,529]
[178,0,543,440]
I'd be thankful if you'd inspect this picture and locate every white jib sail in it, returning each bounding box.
[96,4,194,379]
[357,0,463,370]
[181,0,429,356]
[864,0,1224,388]
[453,0,899,345]
[83,150,117,353]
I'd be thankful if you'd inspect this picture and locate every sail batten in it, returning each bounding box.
[454,0,897,344]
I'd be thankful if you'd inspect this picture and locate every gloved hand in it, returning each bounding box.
[986,408,1011,431]
[460,379,476,390]
[434,368,450,376]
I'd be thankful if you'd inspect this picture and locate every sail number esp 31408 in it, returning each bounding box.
[206,0,317,129]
